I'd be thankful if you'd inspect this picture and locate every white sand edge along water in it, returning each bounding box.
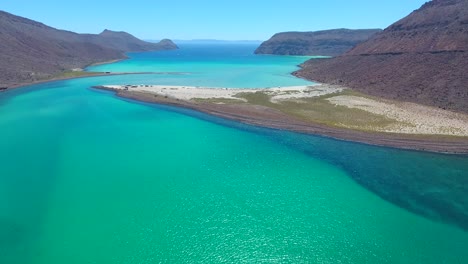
[103,84,343,101]
[100,84,468,137]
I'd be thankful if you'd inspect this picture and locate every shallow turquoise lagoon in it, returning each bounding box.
[87,43,317,88]
[1,45,467,263]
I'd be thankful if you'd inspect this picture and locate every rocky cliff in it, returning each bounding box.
[296,0,468,113]
[255,29,381,56]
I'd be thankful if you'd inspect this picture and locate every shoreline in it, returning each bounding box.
[0,55,129,90]
[94,85,468,155]
[3,73,468,154]
[6,72,115,90]
[87,57,127,67]
[2,71,191,91]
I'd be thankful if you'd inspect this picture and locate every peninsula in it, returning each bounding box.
[94,84,468,154]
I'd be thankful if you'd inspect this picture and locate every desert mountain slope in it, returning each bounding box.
[0,10,177,87]
[296,0,468,113]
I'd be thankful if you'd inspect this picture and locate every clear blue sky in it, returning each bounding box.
[2,0,428,40]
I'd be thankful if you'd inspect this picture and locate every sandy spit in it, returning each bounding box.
[94,85,468,154]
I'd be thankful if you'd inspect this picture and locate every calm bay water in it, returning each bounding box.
[88,43,317,88]
[1,44,467,263]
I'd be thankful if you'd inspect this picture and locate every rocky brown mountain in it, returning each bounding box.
[0,11,178,87]
[296,0,468,113]
[255,29,381,56]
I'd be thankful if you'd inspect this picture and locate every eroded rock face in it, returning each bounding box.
[255,29,381,56]
[0,11,178,86]
[297,0,468,113]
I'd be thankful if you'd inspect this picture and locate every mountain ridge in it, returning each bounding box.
[296,0,468,113]
[0,10,178,87]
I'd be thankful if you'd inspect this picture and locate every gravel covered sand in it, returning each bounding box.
[327,95,468,136]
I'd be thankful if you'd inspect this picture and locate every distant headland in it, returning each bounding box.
[255,29,381,56]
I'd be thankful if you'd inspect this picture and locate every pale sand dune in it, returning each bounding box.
[104,85,254,101]
[266,85,344,102]
[102,84,343,101]
[327,95,468,136]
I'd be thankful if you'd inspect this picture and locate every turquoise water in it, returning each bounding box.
[87,44,317,88]
[1,45,468,263]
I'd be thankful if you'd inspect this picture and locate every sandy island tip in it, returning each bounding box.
[93,84,468,154]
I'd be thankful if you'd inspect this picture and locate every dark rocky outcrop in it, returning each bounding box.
[0,10,178,87]
[255,29,381,56]
[296,0,468,113]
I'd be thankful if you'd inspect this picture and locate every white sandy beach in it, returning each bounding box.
[102,84,343,101]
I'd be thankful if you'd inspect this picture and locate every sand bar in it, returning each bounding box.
[94,84,468,154]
